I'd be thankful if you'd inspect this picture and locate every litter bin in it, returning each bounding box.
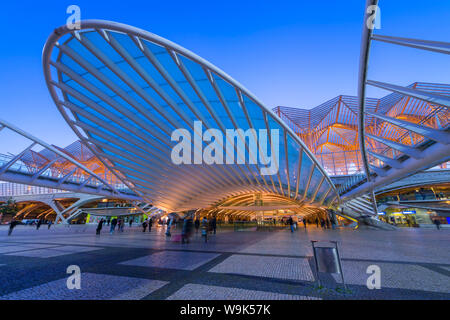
[311,240,346,289]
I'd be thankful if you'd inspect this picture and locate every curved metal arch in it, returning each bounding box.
[353,0,450,205]
[357,0,379,194]
[0,118,139,201]
[42,20,340,212]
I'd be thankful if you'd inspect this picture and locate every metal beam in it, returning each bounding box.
[367,80,450,109]
[366,133,423,159]
[367,111,449,145]
[367,150,403,169]
[371,34,450,55]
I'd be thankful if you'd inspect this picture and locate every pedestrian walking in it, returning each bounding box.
[288,216,294,233]
[302,219,307,229]
[36,219,42,230]
[181,217,193,244]
[201,217,208,242]
[194,218,200,233]
[129,219,133,227]
[433,219,441,230]
[148,218,153,232]
[110,218,117,234]
[165,217,173,237]
[96,218,104,235]
[142,220,148,232]
[48,220,53,229]
[211,216,217,235]
[8,219,19,236]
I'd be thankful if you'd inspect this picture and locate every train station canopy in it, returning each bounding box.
[43,20,339,213]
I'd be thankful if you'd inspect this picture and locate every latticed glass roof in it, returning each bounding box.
[43,20,339,212]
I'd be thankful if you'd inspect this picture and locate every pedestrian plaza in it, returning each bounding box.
[0,225,448,300]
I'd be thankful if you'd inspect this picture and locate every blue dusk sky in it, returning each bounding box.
[0,0,449,154]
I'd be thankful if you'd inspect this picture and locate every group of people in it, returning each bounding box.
[197,216,216,242]
[314,217,336,230]
[95,217,128,235]
[8,218,53,236]
[285,216,336,233]
[142,218,153,232]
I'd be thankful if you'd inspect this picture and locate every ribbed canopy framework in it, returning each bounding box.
[43,20,339,212]
[275,83,450,176]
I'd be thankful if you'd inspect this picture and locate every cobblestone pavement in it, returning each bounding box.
[0,224,449,300]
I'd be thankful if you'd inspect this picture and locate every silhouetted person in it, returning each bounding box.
[36,219,42,230]
[110,218,117,234]
[166,217,174,237]
[148,218,153,232]
[288,217,294,232]
[118,218,124,232]
[96,219,104,235]
[182,218,193,244]
[194,218,200,233]
[302,219,307,229]
[48,220,53,229]
[201,217,208,242]
[129,219,133,227]
[434,219,441,230]
[211,217,217,234]
[315,218,319,228]
[8,220,19,236]
[142,220,148,232]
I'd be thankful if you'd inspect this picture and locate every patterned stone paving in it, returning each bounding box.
[0,224,449,300]
[336,261,450,293]
[209,255,315,281]
[0,273,167,300]
[0,246,39,254]
[167,284,322,300]
[5,246,102,258]
[120,251,220,270]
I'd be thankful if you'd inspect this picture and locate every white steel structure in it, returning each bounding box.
[0,118,139,201]
[42,20,340,213]
[346,0,450,206]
